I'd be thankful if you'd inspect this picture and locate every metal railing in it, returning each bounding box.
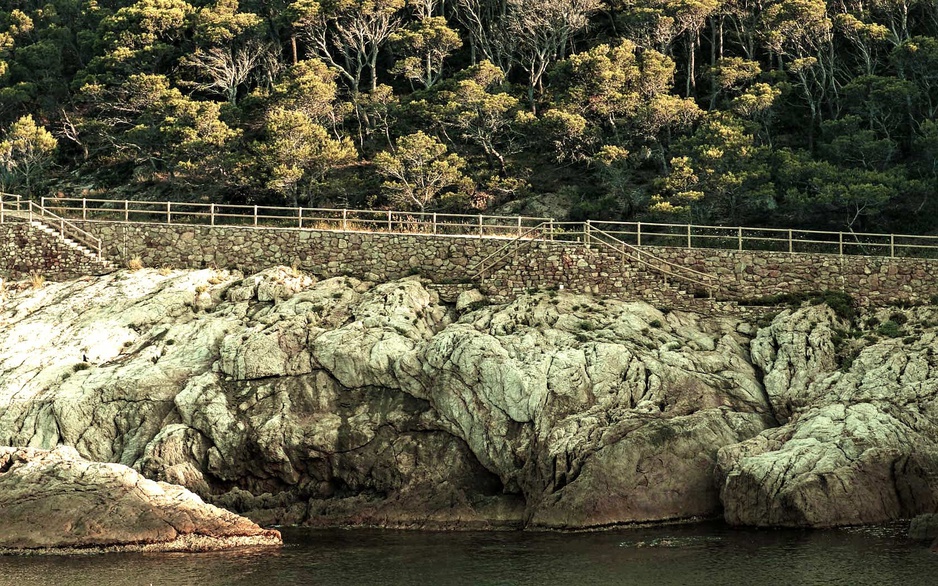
[471,223,551,280]
[25,195,938,265]
[2,194,103,260]
[585,223,722,297]
[0,192,22,223]
[25,201,104,260]
[587,220,938,259]
[41,197,553,239]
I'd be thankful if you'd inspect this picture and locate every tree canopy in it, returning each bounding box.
[2,0,938,232]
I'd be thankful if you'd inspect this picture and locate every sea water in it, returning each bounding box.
[2,522,937,586]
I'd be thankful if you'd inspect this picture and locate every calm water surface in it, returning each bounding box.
[2,523,937,586]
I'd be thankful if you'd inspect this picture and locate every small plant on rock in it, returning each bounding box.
[29,271,44,290]
[127,255,143,271]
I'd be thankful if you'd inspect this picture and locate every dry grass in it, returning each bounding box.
[29,271,45,290]
[158,265,173,276]
[127,255,144,271]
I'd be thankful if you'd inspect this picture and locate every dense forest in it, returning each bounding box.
[1,0,938,233]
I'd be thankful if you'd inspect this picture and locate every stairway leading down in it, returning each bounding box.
[2,209,117,276]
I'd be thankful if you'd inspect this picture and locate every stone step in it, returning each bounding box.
[26,219,114,269]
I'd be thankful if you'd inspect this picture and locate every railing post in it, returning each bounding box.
[167,201,172,224]
[585,222,591,247]
[254,205,258,227]
[342,208,348,230]
[211,203,215,226]
[124,200,129,222]
[82,198,87,221]
[433,213,437,234]
[839,232,843,256]
[298,207,303,229]
[890,234,895,258]
[738,227,743,251]
[788,230,793,253]
[478,215,483,238]
[549,220,554,240]
[517,216,522,237]
[388,209,392,231]
[687,224,692,248]
[637,222,642,247]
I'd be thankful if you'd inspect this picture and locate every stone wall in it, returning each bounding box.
[59,221,938,307]
[646,247,938,306]
[0,223,113,282]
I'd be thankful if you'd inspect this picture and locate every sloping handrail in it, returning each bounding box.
[586,222,729,297]
[471,223,550,280]
[25,201,103,260]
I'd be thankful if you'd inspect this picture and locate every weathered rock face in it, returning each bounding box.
[0,445,281,551]
[0,267,775,529]
[718,305,938,527]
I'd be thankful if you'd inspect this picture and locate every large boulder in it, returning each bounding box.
[0,445,281,552]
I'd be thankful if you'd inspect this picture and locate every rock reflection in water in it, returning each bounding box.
[2,524,937,586]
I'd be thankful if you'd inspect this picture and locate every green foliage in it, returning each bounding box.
[258,107,357,206]
[876,320,904,338]
[374,131,471,211]
[746,290,857,321]
[0,114,57,195]
[0,0,937,235]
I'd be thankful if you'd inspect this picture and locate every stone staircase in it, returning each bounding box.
[468,223,744,313]
[2,206,116,274]
[24,218,117,272]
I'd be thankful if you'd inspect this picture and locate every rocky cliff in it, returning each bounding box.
[1,267,936,530]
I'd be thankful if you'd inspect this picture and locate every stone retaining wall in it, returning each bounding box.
[646,247,938,306]
[0,223,112,281]
[41,221,938,307]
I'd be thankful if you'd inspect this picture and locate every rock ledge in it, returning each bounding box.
[0,446,281,553]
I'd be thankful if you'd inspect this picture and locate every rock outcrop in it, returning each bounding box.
[3,268,938,531]
[0,445,281,551]
[717,304,938,527]
[0,267,774,529]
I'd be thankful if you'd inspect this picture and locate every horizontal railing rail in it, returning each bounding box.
[0,192,23,223]
[588,220,938,259]
[41,197,553,239]
[34,196,938,261]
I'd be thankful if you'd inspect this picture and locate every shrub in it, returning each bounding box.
[127,255,144,271]
[649,319,662,328]
[876,320,903,338]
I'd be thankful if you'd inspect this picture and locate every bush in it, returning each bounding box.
[876,320,903,338]
[745,290,856,321]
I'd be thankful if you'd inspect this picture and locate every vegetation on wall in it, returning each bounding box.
[1,0,937,234]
